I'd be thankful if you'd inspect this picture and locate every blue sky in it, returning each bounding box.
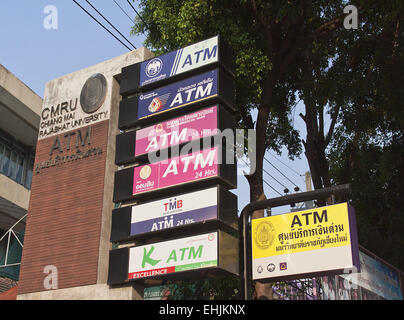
[0,0,144,96]
[0,0,311,214]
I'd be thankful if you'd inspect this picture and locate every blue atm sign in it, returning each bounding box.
[139,36,219,87]
[137,69,218,120]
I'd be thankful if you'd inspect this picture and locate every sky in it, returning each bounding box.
[0,0,311,215]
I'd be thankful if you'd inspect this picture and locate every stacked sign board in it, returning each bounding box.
[109,36,239,287]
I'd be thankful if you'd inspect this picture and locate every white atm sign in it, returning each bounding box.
[128,232,218,279]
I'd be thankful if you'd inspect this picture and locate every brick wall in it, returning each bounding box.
[18,120,109,294]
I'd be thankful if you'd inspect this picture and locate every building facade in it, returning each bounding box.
[0,64,42,293]
[16,48,153,300]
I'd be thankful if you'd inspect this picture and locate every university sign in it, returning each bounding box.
[34,126,103,174]
[252,203,360,282]
[39,73,109,139]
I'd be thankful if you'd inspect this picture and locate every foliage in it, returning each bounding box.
[326,0,404,270]
[166,277,240,300]
[130,0,404,290]
[329,127,404,270]
[130,0,306,159]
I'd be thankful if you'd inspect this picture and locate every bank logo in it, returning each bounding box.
[148,93,171,113]
[146,58,163,78]
[155,123,164,132]
[280,262,287,271]
[267,263,275,272]
[80,73,107,114]
[164,198,183,212]
[148,98,163,113]
[142,245,161,268]
[254,221,275,250]
[139,165,152,180]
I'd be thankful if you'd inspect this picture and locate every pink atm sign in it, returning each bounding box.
[133,147,219,196]
[113,110,236,201]
[135,106,219,157]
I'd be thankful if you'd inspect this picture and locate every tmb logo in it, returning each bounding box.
[163,198,183,212]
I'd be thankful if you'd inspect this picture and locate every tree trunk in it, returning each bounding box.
[246,173,274,299]
[245,98,274,299]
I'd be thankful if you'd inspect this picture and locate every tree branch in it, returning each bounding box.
[310,15,344,40]
[249,0,275,58]
[278,19,303,56]
[325,105,340,147]
[239,107,254,130]
[319,105,324,139]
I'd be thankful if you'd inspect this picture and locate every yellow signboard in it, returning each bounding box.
[252,202,351,258]
[252,203,359,281]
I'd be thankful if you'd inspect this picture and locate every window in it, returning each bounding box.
[24,157,34,190]
[0,144,3,170]
[0,145,11,176]
[0,133,35,190]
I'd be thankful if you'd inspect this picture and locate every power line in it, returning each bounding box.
[72,0,132,51]
[263,167,290,193]
[84,0,136,49]
[113,0,135,24]
[264,157,301,191]
[240,157,283,197]
[263,179,283,197]
[126,0,150,31]
[266,151,306,181]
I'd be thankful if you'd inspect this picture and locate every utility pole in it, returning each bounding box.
[305,171,312,191]
[304,171,314,209]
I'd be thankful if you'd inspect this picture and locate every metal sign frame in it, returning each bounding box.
[238,184,352,300]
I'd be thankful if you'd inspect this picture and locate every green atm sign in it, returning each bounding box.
[128,233,218,279]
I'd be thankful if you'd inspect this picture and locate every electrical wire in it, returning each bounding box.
[240,156,283,197]
[264,156,301,191]
[113,0,135,24]
[267,151,306,181]
[84,0,136,49]
[72,0,132,51]
[263,167,290,193]
[126,0,150,30]
[263,179,283,197]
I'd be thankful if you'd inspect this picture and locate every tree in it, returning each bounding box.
[130,0,404,294]
[317,1,404,269]
[130,0,353,299]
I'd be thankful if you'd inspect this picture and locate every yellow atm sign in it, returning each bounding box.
[252,203,360,281]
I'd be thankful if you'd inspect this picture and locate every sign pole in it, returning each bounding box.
[239,184,352,300]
